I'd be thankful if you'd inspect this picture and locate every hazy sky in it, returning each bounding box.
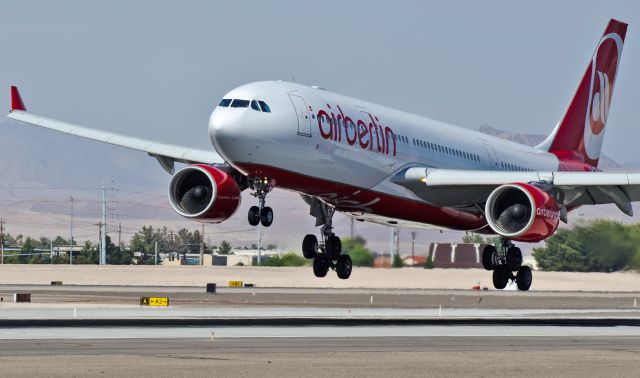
[2,1,640,253]
[2,1,640,162]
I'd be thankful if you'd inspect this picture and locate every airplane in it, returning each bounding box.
[7,19,635,291]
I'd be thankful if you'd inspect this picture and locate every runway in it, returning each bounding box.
[0,336,638,377]
[0,285,637,377]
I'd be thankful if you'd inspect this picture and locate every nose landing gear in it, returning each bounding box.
[301,197,352,279]
[482,238,532,291]
[247,177,275,227]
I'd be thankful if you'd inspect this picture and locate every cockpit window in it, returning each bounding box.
[258,100,271,113]
[218,98,232,107]
[250,100,261,111]
[230,99,250,108]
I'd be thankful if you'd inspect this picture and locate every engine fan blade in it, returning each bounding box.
[497,203,530,233]
[179,185,211,213]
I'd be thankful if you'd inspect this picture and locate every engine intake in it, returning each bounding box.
[485,183,560,242]
[169,164,241,223]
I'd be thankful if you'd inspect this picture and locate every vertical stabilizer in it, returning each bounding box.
[537,19,627,168]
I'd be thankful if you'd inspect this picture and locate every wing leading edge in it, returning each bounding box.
[7,86,224,174]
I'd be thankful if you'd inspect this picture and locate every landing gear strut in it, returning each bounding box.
[482,238,532,291]
[301,197,352,279]
[247,176,275,227]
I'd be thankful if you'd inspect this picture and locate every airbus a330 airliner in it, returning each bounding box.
[7,19,636,290]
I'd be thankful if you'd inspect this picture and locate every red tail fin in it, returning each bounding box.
[538,19,627,169]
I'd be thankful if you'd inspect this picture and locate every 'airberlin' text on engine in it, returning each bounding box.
[317,104,397,156]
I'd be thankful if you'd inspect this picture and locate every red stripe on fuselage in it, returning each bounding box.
[235,162,486,231]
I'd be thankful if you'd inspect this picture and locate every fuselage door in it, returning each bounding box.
[482,143,499,170]
[288,94,311,137]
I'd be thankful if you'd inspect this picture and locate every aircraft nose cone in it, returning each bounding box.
[208,108,245,162]
[209,109,232,144]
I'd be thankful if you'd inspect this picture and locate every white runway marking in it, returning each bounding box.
[0,306,637,319]
[0,325,639,340]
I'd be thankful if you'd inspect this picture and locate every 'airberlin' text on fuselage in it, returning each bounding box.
[317,104,397,156]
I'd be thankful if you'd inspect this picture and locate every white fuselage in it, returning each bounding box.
[209,81,560,230]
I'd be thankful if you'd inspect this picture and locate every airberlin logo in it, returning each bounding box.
[583,32,624,160]
[536,207,560,220]
[316,104,397,157]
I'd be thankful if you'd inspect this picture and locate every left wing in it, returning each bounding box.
[6,86,224,174]
[391,167,640,216]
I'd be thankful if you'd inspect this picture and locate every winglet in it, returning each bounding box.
[10,85,26,111]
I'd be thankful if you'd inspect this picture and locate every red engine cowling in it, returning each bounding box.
[484,183,560,242]
[168,164,241,223]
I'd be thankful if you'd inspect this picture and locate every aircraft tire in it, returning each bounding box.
[482,245,498,270]
[302,234,318,259]
[506,247,523,271]
[260,207,274,227]
[248,206,260,226]
[492,269,509,290]
[516,266,533,291]
[313,255,329,278]
[336,254,352,280]
[325,235,342,260]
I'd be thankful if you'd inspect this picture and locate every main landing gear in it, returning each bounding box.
[301,198,352,279]
[482,238,532,291]
[247,177,275,227]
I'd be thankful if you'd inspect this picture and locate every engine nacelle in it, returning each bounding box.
[168,164,241,223]
[485,183,560,242]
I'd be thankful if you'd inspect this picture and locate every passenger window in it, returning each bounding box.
[218,99,232,107]
[251,100,260,111]
[231,99,250,108]
[258,101,271,113]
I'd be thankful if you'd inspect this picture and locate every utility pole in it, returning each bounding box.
[390,227,400,266]
[200,223,205,266]
[117,222,122,250]
[101,182,107,265]
[350,218,354,239]
[0,218,4,265]
[257,227,262,265]
[154,241,158,266]
[389,227,394,265]
[411,231,416,266]
[96,222,102,263]
[70,196,74,265]
[50,239,53,265]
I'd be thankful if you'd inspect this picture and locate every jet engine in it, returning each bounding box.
[484,183,560,242]
[168,164,241,223]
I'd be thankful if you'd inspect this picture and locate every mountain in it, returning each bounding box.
[476,125,625,171]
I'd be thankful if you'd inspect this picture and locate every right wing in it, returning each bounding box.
[6,86,224,174]
[392,167,640,216]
